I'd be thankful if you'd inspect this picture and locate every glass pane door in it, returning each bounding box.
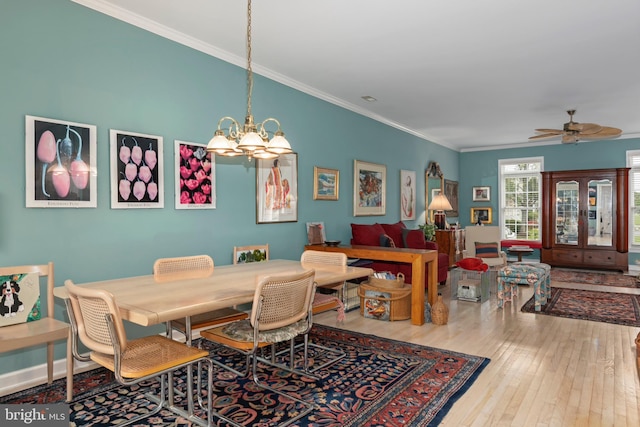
[556,180,579,245]
[587,179,612,247]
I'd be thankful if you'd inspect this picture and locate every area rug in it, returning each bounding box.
[550,268,639,288]
[0,324,489,427]
[521,287,640,327]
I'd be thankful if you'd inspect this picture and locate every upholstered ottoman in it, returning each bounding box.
[497,262,551,310]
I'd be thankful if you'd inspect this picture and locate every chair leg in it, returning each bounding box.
[46,341,54,384]
[66,330,74,402]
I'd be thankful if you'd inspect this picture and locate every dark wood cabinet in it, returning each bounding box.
[435,229,465,268]
[540,168,629,271]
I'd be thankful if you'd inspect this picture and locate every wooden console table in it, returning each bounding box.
[305,245,438,325]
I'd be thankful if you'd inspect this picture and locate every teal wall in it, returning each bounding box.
[0,0,457,375]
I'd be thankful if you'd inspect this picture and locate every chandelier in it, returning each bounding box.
[206,0,292,160]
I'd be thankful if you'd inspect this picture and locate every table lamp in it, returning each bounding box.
[428,194,453,229]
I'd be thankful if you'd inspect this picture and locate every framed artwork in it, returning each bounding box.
[444,179,459,217]
[313,166,339,200]
[471,207,492,224]
[175,140,215,210]
[306,222,326,244]
[110,129,164,209]
[256,153,298,223]
[400,170,416,220]
[25,115,97,208]
[354,160,386,216]
[473,186,491,202]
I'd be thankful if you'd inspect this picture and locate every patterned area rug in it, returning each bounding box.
[521,287,640,327]
[550,268,639,288]
[0,324,489,427]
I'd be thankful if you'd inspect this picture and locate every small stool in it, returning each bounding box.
[497,262,551,310]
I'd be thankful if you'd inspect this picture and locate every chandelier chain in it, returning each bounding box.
[246,0,253,118]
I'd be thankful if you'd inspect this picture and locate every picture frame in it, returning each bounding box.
[313,166,339,200]
[400,170,416,220]
[174,140,215,210]
[256,153,298,223]
[354,160,386,216]
[110,129,164,209]
[471,207,492,224]
[306,222,326,245]
[444,179,459,217]
[25,115,97,208]
[472,186,491,202]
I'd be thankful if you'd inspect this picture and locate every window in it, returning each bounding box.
[626,150,640,250]
[499,157,543,241]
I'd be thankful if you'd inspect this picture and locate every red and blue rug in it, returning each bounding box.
[521,287,640,327]
[550,268,639,288]
[1,324,489,426]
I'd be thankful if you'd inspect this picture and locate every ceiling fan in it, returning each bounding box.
[529,109,622,144]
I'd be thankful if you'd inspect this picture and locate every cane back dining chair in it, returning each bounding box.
[200,270,317,425]
[64,279,237,427]
[233,244,269,264]
[0,262,73,402]
[153,255,247,345]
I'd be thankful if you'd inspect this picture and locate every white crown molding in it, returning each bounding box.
[71,0,453,150]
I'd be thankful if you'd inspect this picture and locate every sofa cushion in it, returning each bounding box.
[475,241,499,258]
[380,221,406,247]
[402,228,426,249]
[351,223,386,246]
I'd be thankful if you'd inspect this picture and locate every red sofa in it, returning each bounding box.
[350,221,449,287]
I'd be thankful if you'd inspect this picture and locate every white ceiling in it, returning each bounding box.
[73,0,640,152]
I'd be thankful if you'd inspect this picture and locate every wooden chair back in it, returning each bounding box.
[153,255,214,283]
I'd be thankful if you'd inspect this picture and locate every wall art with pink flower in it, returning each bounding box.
[109,129,164,209]
[174,140,215,210]
[25,115,97,208]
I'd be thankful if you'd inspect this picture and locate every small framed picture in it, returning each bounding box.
[354,159,386,216]
[313,167,339,200]
[471,207,492,224]
[306,222,326,244]
[400,170,416,220]
[473,186,491,202]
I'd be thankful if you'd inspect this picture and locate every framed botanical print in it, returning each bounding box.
[110,129,164,209]
[256,153,298,223]
[25,115,97,208]
[175,140,215,209]
[313,166,339,200]
[354,160,386,216]
[400,169,416,220]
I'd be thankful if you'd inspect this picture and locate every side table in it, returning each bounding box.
[507,247,534,262]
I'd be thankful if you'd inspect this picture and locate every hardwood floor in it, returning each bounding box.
[314,276,640,426]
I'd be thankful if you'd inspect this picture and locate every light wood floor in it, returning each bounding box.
[314,276,640,427]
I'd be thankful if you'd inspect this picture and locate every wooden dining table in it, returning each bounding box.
[54,259,373,327]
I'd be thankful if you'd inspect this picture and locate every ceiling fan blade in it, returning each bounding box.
[534,128,563,134]
[528,133,559,140]
[580,126,622,139]
[575,123,602,135]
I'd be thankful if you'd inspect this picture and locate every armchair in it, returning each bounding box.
[462,226,507,268]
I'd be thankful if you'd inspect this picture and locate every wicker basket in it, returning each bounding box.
[358,282,411,321]
[366,272,405,289]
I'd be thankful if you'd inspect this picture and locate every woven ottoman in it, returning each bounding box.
[497,262,551,310]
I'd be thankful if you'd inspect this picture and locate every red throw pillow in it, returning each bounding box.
[351,223,386,246]
[380,221,406,248]
[402,228,426,249]
[456,257,489,272]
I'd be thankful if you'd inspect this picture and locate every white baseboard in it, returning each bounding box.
[0,354,98,398]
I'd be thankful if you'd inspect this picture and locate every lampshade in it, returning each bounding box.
[428,194,453,211]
